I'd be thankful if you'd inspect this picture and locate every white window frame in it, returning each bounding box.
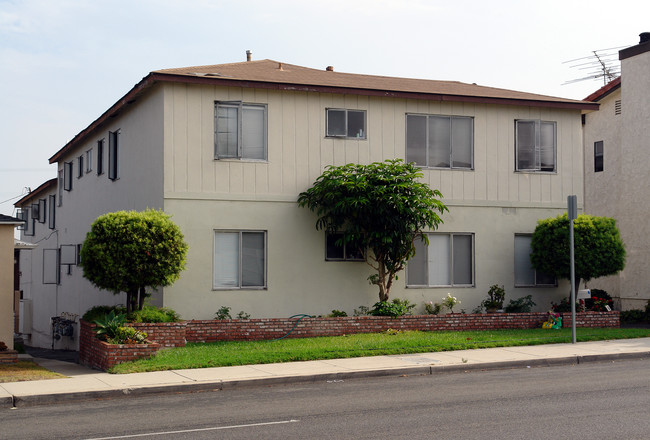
[325,232,365,261]
[63,162,73,191]
[514,234,557,287]
[325,108,367,139]
[407,232,475,287]
[57,169,64,205]
[213,230,267,290]
[86,149,93,173]
[515,119,556,172]
[23,207,34,236]
[406,114,474,169]
[214,101,268,160]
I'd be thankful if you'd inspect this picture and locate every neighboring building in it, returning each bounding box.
[583,33,650,310]
[17,58,597,349]
[0,214,23,351]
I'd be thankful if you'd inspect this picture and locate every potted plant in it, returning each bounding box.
[482,284,505,313]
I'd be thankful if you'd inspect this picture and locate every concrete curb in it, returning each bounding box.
[6,351,650,408]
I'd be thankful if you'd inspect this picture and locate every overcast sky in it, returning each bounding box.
[1,0,647,215]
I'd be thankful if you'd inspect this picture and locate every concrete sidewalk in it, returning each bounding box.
[2,338,650,408]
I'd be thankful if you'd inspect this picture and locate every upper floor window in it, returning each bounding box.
[108,130,120,180]
[325,233,365,261]
[63,162,73,191]
[86,149,93,173]
[326,109,366,139]
[515,119,556,172]
[514,234,556,287]
[594,141,604,172]
[406,114,473,169]
[407,233,474,287]
[57,169,63,205]
[37,199,46,223]
[97,139,105,175]
[48,195,56,229]
[77,155,84,178]
[214,102,267,160]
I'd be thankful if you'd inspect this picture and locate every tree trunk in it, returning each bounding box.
[138,286,146,311]
[126,288,138,314]
[376,261,391,302]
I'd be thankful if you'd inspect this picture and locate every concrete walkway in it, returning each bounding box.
[2,337,650,408]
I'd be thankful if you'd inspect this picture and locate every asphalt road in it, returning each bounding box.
[2,358,649,440]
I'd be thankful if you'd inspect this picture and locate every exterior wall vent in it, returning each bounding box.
[615,100,621,115]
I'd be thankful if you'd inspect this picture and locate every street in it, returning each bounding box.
[2,358,649,439]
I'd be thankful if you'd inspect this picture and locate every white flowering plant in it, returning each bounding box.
[442,293,460,313]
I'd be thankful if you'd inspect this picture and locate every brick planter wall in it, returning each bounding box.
[560,311,620,328]
[129,322,186,348]
[79,311,620,370]
[79,320,161,371]
[0,350,18,364]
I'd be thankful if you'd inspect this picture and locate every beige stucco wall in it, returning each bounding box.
[163,199,571,319]
[161,83,582,318]
[0,225,15,349]
[583,88,623,299]
[618,48,650,308]
[583,46,650,309]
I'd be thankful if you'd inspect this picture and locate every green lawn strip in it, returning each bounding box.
[109,328,650,374]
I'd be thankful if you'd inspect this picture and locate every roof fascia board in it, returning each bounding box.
[619,42,650,60]
[48,74,157,164]
[14,178,58,206]
[153,73,598,110]
[48,70,597,163]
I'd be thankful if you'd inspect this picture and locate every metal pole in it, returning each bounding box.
[570,216,576,344]
[568,195,577,344]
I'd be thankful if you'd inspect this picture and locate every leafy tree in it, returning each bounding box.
[530,213,625,293]
[80,210,188,313]
[298,159,448,302]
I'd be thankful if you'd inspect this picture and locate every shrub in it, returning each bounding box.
[128,305,180,323]
[107,326,148,344]
[551,296,585,313]
[424,301,442,315]
[504,295,536,313]
[442,293,460,313]
[236,311,251,319]
[93,310,127,341]
[215,306,232,320]
[620,309,647,323]
[370,298,415,317]
[481,284,505,311]
[327,310,348,317]
[83,305,126,323]
[353,306,370,316]
[0,341,7,352]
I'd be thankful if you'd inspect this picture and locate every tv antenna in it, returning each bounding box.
[563,46,624,86]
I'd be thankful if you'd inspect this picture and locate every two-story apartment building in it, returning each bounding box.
[583,33,650,309]
[17,58,597,349]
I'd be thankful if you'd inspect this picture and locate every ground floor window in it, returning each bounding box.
[407,233,474,287]
[514,234,556,286]
[325,233,365,261]
[213,230,266,289]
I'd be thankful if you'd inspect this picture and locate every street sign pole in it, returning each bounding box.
[568,195,577,344]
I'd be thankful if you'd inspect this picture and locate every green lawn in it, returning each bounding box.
[109,327,650,374]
